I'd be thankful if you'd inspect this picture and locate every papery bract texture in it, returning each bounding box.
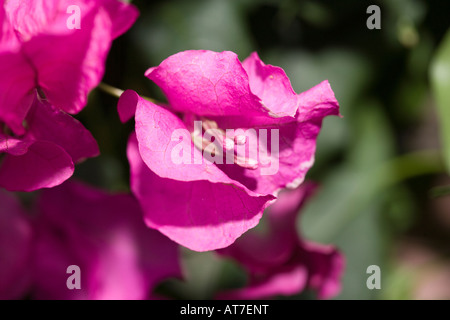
[0,97,98,191]
[217,183,345,299]
[127,133,274,252]
[145,51,340,195]
[119,50,339,251]
[0,0,139,135]
[31,180,181,300]
[0,0,137,191]
[0,190,32,299]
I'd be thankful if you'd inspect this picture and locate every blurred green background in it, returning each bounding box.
[76,0,450,299]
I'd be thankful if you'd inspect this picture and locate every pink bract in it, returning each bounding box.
[217,183,345,299]
[118,50,340,251]
[0,0,139,135]
[32,180,181,300]
[0,190,32,299]
[0,97,99,191]
[0,0,137,191]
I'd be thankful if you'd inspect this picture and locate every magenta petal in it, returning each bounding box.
[24,7,111,114]
[216,120,315,195]
[218,183,317,272]
[218,81,339,195]
[117,89,137,123]
[302,242,345,300]
[4,0,138,41]
[268,182,318,223]
[33,180,181,300]
[218,229,297,274]
[134,90,225,182]
[32,220,96,300]
[130,89,263,190]
[128,133,274,251]
[297,80,341,122]
[242,52,299,118]
[0,98,97,192]
[101,0,139,39]
[146,50,268,117]
[0,140,74,191]
[0,134,33,155]
[3,0,69,40]
[142,50,339,195]
[218,264,308,300]
[0,190,32,299]
[0,52,35,135]
[0,1,18,50]
[2,0,138,117]
[217,183,344,299]
[145,50,332,130]
[26,98,99,162]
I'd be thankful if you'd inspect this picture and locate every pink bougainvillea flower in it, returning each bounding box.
[217,182,345,299]
[118,50,339,251]
[0,96,99,191]
[0,0,137,191]
[31,180,181,300]
[0,189,33,299]
[0,0,138,135]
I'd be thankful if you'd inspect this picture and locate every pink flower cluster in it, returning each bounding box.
[217,183,344,300]
[0,181,181,300]
[0,0,344,300]
[0,0,138,191]
[119,50,340,252]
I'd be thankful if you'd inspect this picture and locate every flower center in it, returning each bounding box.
[187,115,259,170]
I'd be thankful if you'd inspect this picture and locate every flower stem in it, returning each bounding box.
[98,82,124,99]
[97,82,159,104]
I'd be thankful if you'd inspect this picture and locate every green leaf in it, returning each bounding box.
[299,103,395,299]
[332,204,385,300]
[155,250,246,299]
[429,184,450,198]
[133,0,254,64]
[299,102,395,244]
[430,29,450,173]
